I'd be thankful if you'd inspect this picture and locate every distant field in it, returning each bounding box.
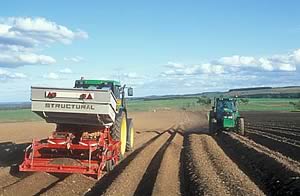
[238,98,298,111]
[0,98,299,122]
[0,109,41,123]
[127,98,208,112]
[128,98,299,112]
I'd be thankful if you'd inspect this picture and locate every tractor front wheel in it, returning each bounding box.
[237,117,245,136]
[209,111,216,134]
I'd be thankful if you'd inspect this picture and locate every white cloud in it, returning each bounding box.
[59,68,72,74]
[0,17,88,68]
[2,17,88,45]
[166,62,185,69]
[117,72,148,88]
[201,63,224,74]
[13,73,27,78]
[64,56,84,63]
[258,58,273,71]
[218,55,256,67]
[162,63,224,76]
[43,72,59,80]
[291,49,300,64]
[123,72,140,79]
[0,68,27,80]
[278,63,295,71]
[0,52,55,67]
[258,56,296,71]
[154,49,300,96]
[217,50,300,72]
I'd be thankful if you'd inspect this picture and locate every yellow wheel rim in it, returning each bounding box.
[130,127,134,148]
[120,116,127,155]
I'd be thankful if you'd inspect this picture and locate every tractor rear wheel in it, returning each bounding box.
[111,111,127,157]
[126,118,134,151]
[237,117,245,136]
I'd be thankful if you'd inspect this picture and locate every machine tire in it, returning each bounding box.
[126,118,134,151]
[105,150,114,172]
[111,111,127,157]
[105,159,113,172]
[237,117,245,136]
[10,164,19,175]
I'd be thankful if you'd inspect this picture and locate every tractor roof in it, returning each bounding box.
[75,79,121,86]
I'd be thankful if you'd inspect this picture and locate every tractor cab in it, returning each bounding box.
[215,98,237,120]
[215,98,238,128]
[209,97,244,135]
[74,79,122,98]
[74,78,133,110]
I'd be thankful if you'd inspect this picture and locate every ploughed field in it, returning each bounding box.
[0,111,299,195]
[243,111,300,162]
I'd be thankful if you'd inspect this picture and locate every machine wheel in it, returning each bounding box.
[111,111,127,157]
[105,159,113,172]
[10,164,19,175]
[126,118,134,151]
[237,117,245,136]
[105,150,114,172]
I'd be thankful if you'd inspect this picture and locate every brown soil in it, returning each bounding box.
[1,172,58,196]
[0,110,300,195]
[215,132,300,195]
[41,174,96,196]
[152,131,183,196]
[0,167,21,189]
[243,111,300,161]
[184,132,263,196]
[50,158,83,166]
[91,129,170,195]
[128,110,186,132]
[0,122,55,143]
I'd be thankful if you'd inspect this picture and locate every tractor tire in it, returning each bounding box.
[126,118,134,151]
[111,111,127,157]
[237,117,245,136]
[209,111,216,134]
[209,118,216,134]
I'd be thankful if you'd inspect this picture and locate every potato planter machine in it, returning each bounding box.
[20,79,134,179]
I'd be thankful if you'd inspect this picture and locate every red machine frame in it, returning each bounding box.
[19,127,120,179]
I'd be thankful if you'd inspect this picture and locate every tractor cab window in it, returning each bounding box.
[96,83,113,90]
[87,86,97,90]
[223,100,235,110]
[217,101,224,111]
[217,100,235,111]
[75,82,113,91]
[74,81,121,98]
[113,86,120,99]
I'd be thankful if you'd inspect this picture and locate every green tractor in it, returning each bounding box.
[208,97,245,135]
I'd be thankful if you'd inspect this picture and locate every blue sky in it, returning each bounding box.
[0,0,300,101]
